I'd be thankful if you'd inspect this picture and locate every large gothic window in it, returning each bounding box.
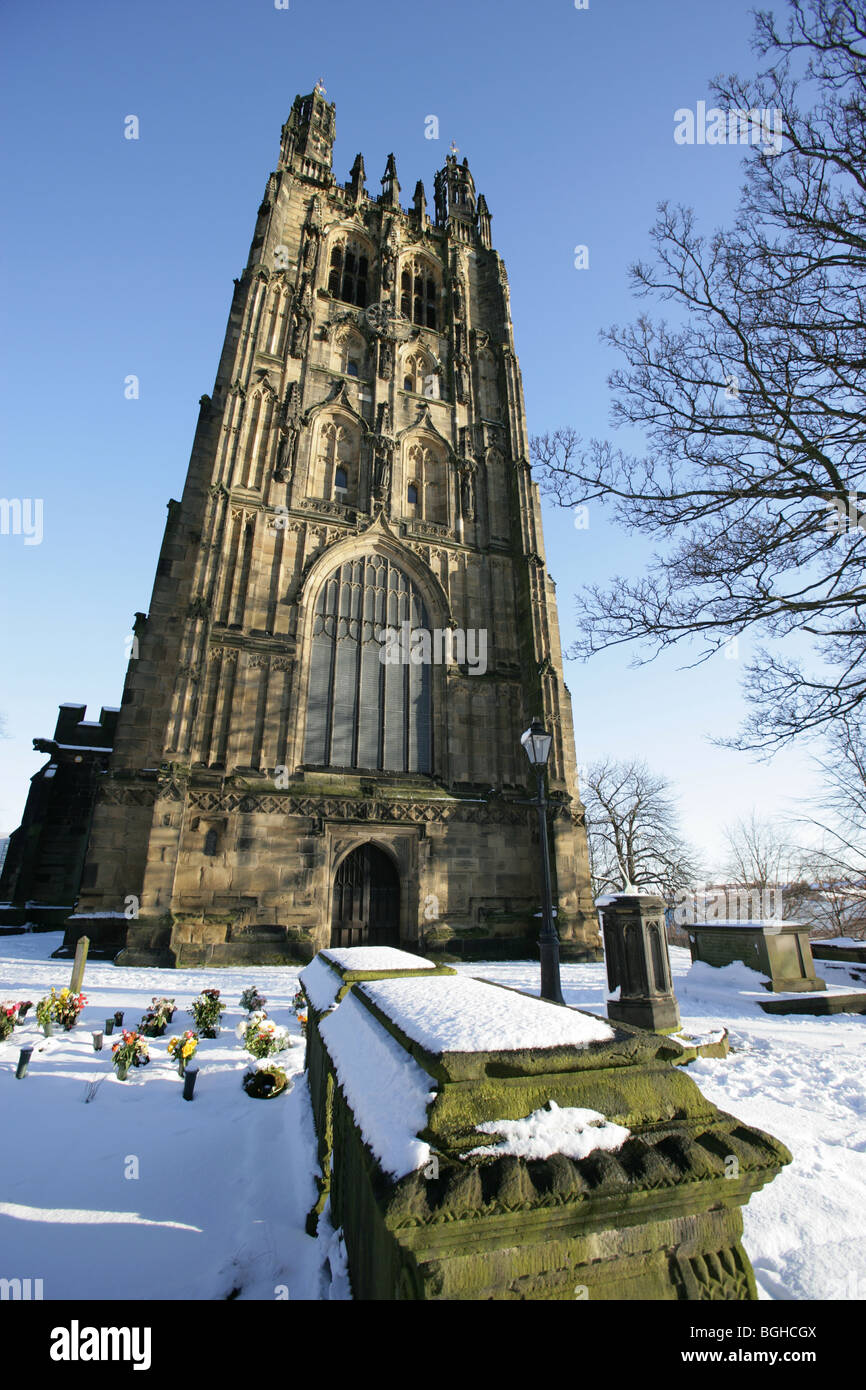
[303,556,432,773]
[328,240,368,307]
[400,258,438,329]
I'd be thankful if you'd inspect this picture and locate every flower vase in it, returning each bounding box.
[115,1062,129,1081]
[42,1020,53,1038]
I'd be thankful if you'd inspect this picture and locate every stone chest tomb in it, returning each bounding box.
[300,947,791,1300]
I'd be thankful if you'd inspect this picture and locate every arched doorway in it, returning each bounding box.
[330,843,400,949]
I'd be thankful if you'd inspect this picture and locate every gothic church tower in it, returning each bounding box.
[74,88,600,966]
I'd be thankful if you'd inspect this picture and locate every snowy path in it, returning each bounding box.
[1,934,863,1300]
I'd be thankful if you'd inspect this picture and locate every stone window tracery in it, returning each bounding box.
[400,257,439,329]
[314,417,360,504]
[303,555,432,773]
[401,349,437,397]
[405,439,446,524]
[328,238,369,308]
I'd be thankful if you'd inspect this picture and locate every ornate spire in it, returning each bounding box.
[380,153,400,208]
[349,152,366,204]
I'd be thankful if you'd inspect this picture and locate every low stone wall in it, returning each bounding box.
[300,949,791,1301]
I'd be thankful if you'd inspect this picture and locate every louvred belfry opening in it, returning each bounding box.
[303,555,432,773]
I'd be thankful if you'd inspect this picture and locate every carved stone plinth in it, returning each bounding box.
[599,892,681,1033]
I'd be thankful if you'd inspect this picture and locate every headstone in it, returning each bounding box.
[69,935,90,995]
[599,892,681,1032]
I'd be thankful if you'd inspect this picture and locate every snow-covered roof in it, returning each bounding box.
[358,975,614,1054]
[321,946,436,972]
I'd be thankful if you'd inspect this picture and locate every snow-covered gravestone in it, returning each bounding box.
[301,948,791,1301]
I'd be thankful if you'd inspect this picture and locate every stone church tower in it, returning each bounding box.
[73,87,600,967]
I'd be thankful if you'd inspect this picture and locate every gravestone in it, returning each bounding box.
[69,935,90,995]
[599,892,681,1032]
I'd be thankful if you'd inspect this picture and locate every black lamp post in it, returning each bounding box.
[521,717,565,1005]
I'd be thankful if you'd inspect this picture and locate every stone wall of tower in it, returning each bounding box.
[73,91,600,966]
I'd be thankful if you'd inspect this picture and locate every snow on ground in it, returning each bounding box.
[1,934,864,1301]
[0,933,343,1301]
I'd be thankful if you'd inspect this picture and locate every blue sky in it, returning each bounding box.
[0,0,826,866]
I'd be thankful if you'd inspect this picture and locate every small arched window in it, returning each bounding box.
[402,351,436,396]
[407,482,418,506]
[203,829,218,857]
[334,466,348,499]
[346,360,359,377]
[328,240,368,308]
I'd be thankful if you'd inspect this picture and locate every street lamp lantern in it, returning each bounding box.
[520,716,565,1005]
[520,718,553,768]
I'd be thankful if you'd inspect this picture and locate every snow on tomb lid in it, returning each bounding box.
[318,991,435,1180]
[692,919,804,929]
[356,975,614,1059]
[322,946,437,972]
[299,955,342,1013]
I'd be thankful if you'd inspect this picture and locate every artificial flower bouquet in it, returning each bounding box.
[239,986,267,1013]
[139,997,176,1036]
[242,1014,293,1059]
[111,1030,150,1079]
[36,987,87,1032]
[0,1000,28,1041]
[188,988,224,1037]
[167,1030,199,1073]
[54,988,87,1030]
[291,988,306,1012]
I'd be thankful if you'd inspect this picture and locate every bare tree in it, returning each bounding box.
[804,718,866,872]
[722,811,812,918]
[582,756,702,899]
[788,717,866,934]
[531,1,866,750]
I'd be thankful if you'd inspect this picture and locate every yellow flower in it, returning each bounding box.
[182,1040,195,1057]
